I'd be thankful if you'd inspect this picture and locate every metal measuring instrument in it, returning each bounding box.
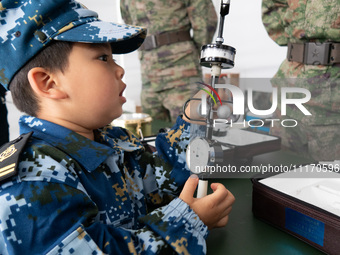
[186,0,236,198]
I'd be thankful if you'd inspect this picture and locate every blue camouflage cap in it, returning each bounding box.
[0,0,147,90]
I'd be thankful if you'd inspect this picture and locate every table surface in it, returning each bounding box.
[205,150,325,255]
[150,119,326,254]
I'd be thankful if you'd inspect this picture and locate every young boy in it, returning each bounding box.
[0,1,235,254]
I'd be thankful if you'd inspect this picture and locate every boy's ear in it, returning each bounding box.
[27,67,67,99]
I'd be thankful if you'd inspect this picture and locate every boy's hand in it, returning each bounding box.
[179,175,235,229]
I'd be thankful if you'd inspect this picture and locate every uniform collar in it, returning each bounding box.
[19,115,143,172]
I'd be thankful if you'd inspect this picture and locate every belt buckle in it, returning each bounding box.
[149,35,157,49]
[145,35,157,50]
[304,42,331,65]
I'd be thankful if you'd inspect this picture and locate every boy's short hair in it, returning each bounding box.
[0,0,146,91]
[10,41,74,116]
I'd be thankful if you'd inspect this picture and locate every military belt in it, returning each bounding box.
[140,30,191,51]
[287,42,340,65]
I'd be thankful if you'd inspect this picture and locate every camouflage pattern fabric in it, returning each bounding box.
[120,0,217,123]
[270,114,340,161]
[262,0,340,45]
[0,115,208,254]
[141,84,194,123]
[262,0,340,160]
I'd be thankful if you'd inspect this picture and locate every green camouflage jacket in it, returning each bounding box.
[120,0,217,91]
[262,0,340,45]
[262,0,340,125]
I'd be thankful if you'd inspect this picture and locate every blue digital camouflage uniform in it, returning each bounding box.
[120,0,217,123]
[0,1,209,254]
[0,115,207,254]
[262,0,340,161]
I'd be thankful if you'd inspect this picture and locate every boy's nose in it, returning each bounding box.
[116,64,125,79]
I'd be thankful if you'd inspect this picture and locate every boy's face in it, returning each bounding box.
[55,42,127,130]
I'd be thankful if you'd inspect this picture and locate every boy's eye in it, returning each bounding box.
[99,55,109,62]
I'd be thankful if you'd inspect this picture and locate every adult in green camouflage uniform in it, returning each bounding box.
[262,0,340,161]
[120,0,217,123]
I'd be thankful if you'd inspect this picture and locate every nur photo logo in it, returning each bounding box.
[198,82,312,128]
